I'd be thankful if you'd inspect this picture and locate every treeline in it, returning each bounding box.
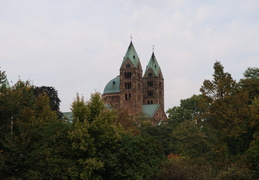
[0,61,258,180]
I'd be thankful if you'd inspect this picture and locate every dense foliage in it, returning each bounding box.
[0,62,258,179]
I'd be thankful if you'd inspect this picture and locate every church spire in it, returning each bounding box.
[144,51,162,78]
[121,40,141,69]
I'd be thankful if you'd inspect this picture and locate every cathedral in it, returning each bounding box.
[102,41,167,125]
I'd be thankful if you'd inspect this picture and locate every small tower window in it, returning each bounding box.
[125,82,132,89]
[148,72,153,77]
[124,72,132,78]
[125,93,131,101]
[148,100,153,104]
[126,63,131,68]
[133,55,135,59]
[148,90,153,96]
[147,81,153,87]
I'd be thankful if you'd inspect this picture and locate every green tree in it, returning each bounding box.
[199,61,252,155]
[167,94,203,128]
[243,67,259,79]
[0,78,75,179]
[171,120,211,158]
[69,93,121,179]
[0,80,35,138]
[70,93,88,123]
[105,134,164,180]
[141,124,173,155]
[0,69,7,87]
[33,86,62,119]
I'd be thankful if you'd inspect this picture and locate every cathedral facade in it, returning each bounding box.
[102,41,167,125]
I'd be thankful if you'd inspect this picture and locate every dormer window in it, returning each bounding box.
[126,63,131,68]
[133,55,135,59]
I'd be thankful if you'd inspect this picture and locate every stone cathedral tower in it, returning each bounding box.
[142,52,164,109]
[102,41,167,125]
[119,41,143,115]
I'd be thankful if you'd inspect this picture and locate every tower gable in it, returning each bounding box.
[144,52,163,78]
[121,41,142,70]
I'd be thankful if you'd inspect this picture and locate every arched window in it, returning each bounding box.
[126,63,131,68]
[148,72,153,77]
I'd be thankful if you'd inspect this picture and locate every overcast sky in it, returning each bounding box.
[1,0,259,112]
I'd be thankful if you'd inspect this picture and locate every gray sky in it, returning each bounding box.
[1,0,259,112]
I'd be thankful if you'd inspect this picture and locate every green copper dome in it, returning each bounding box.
[103,76,120,94]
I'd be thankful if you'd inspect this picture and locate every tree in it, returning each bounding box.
[104,134,164,180]
[171,120,211,158]
[0,78,76,179]
[141,124,173,155]
[243,67,259,79]
[0,80,35,137]
[0,68,7,87]
[70,93,88,123]
[199,61,252,156]
[200,61,237,101]
[0,88,72,179]
[69,93,121,179]
[167,94,203,128]
[240,67,259,104]
[33,86,62,119]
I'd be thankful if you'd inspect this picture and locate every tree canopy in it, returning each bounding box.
[1,63,258,179]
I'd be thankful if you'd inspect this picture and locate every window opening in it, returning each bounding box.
[147,81,153,87]
[124,72,132,78]
[125,82,132,89]
[148,90,153,96]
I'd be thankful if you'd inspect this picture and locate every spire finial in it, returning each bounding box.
[152,45,155,52]
[130,34,132,41]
